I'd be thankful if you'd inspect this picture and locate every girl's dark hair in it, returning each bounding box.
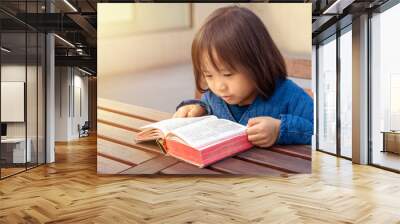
[192,5,287,99]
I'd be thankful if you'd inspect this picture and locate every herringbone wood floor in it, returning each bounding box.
[1,135,400,224]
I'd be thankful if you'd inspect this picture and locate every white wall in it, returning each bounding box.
[100,64,195,113]
[1,65,35,138]
[1,64,46,163]
[54,67,89,141]
[98,3,311,77]
[248,3,311,59]
[55,67,69,141]
[98,3,233,77]
[72,73,89,138]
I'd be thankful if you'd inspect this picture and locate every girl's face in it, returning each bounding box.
[202,54,257,106]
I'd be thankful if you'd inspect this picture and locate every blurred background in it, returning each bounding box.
[97,3,312,113]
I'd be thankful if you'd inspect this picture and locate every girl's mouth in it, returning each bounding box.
[222,95,232,101]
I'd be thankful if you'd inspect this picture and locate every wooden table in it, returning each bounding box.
[97,98,311,176]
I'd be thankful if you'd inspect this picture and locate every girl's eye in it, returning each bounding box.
[223,73,233,77]
[204,74,212,78]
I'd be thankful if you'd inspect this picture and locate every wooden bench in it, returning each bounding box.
[97,98,311,176]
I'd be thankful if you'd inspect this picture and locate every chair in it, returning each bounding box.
[79,121,90,138]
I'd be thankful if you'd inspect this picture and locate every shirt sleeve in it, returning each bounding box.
[175,91,213,115]
[276,90,314,145]
[200,91,213,115]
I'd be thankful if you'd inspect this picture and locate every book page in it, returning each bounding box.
[169,118,247,148]
[134,129,164,143]
[140,115,216,135]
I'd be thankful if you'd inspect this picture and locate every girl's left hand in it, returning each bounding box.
[246,116,281,148]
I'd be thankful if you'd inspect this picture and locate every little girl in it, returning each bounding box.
[173,6,313,147]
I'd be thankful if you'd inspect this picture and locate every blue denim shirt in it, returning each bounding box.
[177,79,314,145]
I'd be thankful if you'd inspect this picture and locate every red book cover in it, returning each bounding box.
[164,133,253,168]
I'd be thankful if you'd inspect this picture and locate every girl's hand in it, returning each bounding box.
[173,104,206,118]
[246,116,281,148]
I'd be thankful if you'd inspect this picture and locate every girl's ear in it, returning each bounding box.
[200,75,208,90]
[195,76,208,99]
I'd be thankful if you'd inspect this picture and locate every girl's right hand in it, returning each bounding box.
[173,104,206,118]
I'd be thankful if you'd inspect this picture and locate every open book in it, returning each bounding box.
[135,115,253,168]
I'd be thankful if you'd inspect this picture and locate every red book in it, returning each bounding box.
[135,115,253,168]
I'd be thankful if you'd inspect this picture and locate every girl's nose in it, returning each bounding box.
[217,81,228,91]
